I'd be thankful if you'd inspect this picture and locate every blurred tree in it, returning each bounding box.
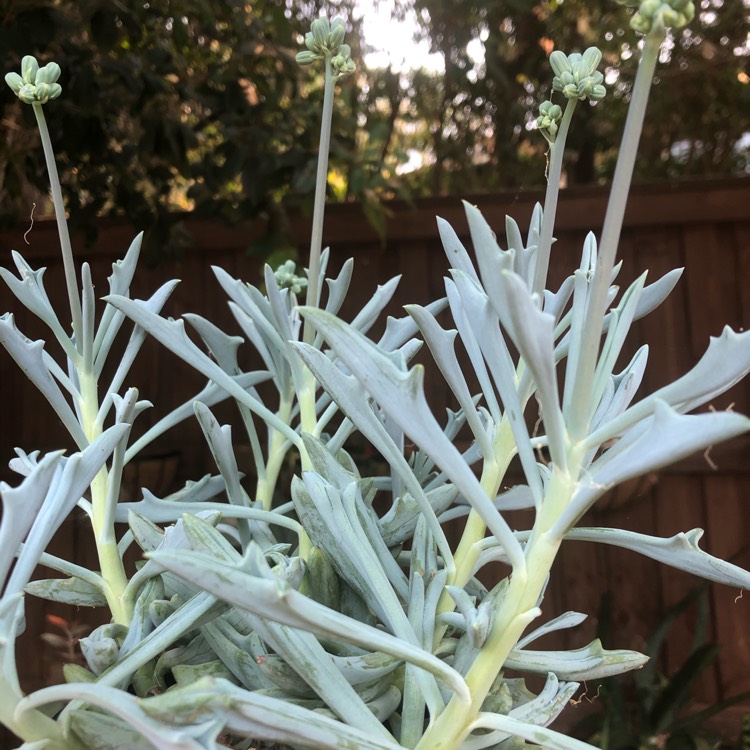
[0,0,365,260]
[400,0,749,191]
[1,0,747,261]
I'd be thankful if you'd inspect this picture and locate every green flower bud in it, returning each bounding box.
[4,72,23,94]
[297,14,354,74]
[630,0,695,34]
[329,19,346,49]
[311,17,330,50]
[5,55,63,104]
[331,44,355,78]
[551,47,606,102]
[274,260,307,295]
[35,62,61,85]
[21,55,38,84]
[296,50,321,66]
[536,100,563,143]
[17,84,37,104]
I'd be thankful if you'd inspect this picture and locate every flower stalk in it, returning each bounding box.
[567,30,663,439]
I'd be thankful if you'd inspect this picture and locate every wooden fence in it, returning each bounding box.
[1,176,749,746]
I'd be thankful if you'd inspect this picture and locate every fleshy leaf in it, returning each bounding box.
[148,544,470,704]
[565,527,750,589]
[25,576,107,607]
[560,401,750,531]
[505,639,648,680]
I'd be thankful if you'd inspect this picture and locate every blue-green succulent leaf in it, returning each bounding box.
[0,316,86,448]
[468,709,599,750]
[104,294,301,449]
[505,639,648,680]
[565,527,750,589]
[149,545,470,704]
[140,676,403,750]
[298,306,524,571]
[25,576,107,607]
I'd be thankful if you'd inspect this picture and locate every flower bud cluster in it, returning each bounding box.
[550,47,606,102]
[627,0,695,34]
[536,46,605,144]
[296,17,355,77]
[535,100,563,143]
[274,260,308,295]
[5,55,62,104]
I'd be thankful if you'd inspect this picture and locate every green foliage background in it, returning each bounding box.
[1,0,747,259]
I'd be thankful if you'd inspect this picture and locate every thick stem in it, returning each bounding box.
[532,99,577,296]
[80,370,130,624]
[256,394,295,510]
[303,59,336,345]
[567,32,663,439]
[32,103,82,345]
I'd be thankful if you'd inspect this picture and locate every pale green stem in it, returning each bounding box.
[303,58,335,346]
[32,102,82,345]
[432,418,515,648]
[256,394,295,510]
[79,370,130,624]
[532,99,578,296]
[567,32,663,439]
[416,461,580,750]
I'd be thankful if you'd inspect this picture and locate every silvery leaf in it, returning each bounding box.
[240,614,394,741]
[445,276,501,420]
[115,490,301,540]
[103,294,300,448]
[463,202,515,289]
[293,473,410,629]
[565,527,750,589]
[560,401,750,531]
[543,274,575,327]
[183,314,244,374]
[119,577,165,657]
[0,255,74,358]
[589,272,646,415]
[298,307,524,570]
[0,451,62,587]
[17,683,221,750]
[193,403,252,543]
[505,639,648,680]
[492,270,567,469]
[377,297,448,352]
[0,596,64,743]
[5,424,129,598]
[128,511,165,553]
[292,342,454,563]
[556,267,681,364]
[98,280,179,408]
[148,545,470,704]
[379,485,458,547]
[588,345,648,436]
[24,576,107,607]
[351,276,401,335]
[139,676,404,750]
[324,257,354,318]
[516,611,587,649]
[509,672,579,727]
[125,371,267,460]
[469,711,600,750]
[0,316,86,447]
[437,215,479,282]
[407,304,492,458]
[92,233,143,358]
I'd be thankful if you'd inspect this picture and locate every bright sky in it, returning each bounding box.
[355,0,444,72]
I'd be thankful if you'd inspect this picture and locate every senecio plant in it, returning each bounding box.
[0,3,746,750]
